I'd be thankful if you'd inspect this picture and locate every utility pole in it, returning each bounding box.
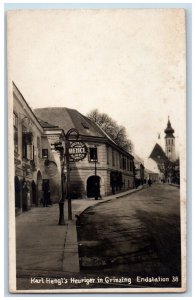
[52,128,80,224]
[94,154,97,176]
[64,128,79,221]
[65,138,72,220]
[51,141,65,225]
[94,145,98,200]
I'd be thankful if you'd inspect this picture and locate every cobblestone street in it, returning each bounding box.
[78,184,181,287]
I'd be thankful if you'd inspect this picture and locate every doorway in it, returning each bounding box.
[42,179,50,206]
[37,171,42,205]
[87,175,101,198]
[15,176,21,209]
[32,180,37,206]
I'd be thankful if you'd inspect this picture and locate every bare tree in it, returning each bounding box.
[86,109,133,153]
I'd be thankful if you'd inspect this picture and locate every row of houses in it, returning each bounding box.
[13,83,158,214]
[133,154,159,187]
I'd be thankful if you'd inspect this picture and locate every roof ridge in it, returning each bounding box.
[34,107,70,110]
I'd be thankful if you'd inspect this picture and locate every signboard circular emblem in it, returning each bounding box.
[44,160,58,177]
[69,141,88,162]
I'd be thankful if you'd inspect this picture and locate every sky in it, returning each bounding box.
[7,9,186,159]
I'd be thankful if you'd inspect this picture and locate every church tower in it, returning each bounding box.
[164,117,175,161]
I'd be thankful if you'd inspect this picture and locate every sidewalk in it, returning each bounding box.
[16,186,144,277]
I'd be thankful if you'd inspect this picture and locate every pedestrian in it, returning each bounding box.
[111,183,115,195]
[148,178,152,187]
[43,189,49,207]
[94,181,99,200]
[94,180,102,200]
[48,189,52,205]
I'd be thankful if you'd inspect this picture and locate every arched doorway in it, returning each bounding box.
[32,180,37,206]
[37,171,43,206]
[15,176,21,209]
[22,179,30,211]
[87,175,101,198]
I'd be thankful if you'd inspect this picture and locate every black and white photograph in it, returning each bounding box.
[7,8,186,293]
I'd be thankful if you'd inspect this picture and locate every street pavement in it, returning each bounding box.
[16,186,142,279]
[15,184,181,290]
[78,184,181,285]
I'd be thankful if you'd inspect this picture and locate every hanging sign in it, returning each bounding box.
[69,141,88,161]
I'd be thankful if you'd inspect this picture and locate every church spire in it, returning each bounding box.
[164,116,174,138]
[164,117,175,161]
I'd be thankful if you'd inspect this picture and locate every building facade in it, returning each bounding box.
[133,154,145,187]
[147,118,180,184]
[144,168,159,182]
[13,83,135,214]
[13,83,62,214]
[34,108,135,199]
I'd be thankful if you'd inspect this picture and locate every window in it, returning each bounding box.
[81,122,89,129]
[37,137,41,158]
[112,149,115,166]
[89,147,97,161]
[13,113,18,127]
[127,159,130,171]
[122,157,127,170]
[120,154,123,169]
[42,149,48,159]
[130,160,133,172]
[32,145,35,161]
[22,139,33,160]
[22,144,27,158]
[106,146,109,165]
[22,125,27,158]
[13,113,18,153]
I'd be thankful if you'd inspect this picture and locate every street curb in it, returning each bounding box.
[66,185,146,274]
[62,220,80,273]
[16,185,148,278]
[70,185,146,273]
[169,183,180,188]
[16,186,146,278]
[115,185,145,199]
[76,185,145,218]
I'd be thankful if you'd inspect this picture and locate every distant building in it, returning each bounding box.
[148,143,167,181]
[164,117,176,161]
[133,153,145,187]
[144,156,163,182]
[144,168,159,182]
[146,118,180,184]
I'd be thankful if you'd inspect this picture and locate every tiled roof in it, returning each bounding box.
[34,107,106,138]
[133,152,144,165]
[145,168,159,174]
[38,118,59,128]
[149,143,168,163]
[34,107,134,158]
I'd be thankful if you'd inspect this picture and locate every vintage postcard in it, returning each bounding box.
[7,8,186,293]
